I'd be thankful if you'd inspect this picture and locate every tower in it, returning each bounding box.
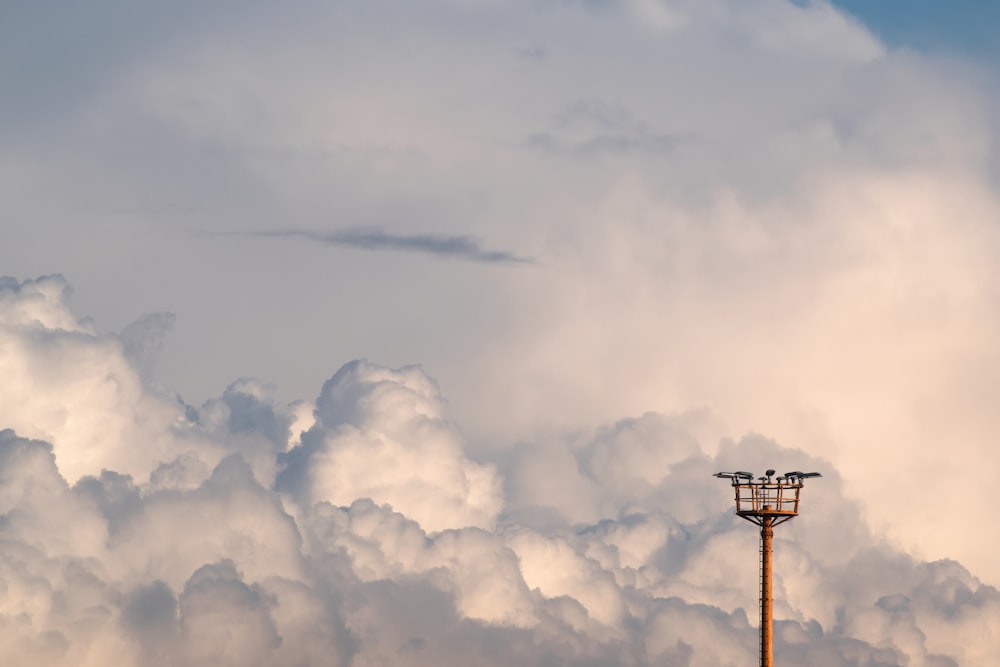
[714,469,821,667]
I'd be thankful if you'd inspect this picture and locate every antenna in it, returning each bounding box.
[714,468,822,667]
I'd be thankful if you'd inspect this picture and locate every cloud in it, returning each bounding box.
[0,275,209,485]
[278,360,503,532]
[245,228,534,265]
[515,45,548,60]
[527,99,685,158]
[0,275,998,665]
[3,0,1000,664]
[119,312,176,379]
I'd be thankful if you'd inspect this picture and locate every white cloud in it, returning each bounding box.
[2,0,1000,664]
[278,360,503,532]
[2,277,998,664]
[0,276,213,485]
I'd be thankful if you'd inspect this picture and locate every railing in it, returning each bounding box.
[734,482,801,516]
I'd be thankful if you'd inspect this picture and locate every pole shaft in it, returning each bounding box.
[760,519,773,667]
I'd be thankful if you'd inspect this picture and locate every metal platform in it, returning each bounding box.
[734,481,801,526]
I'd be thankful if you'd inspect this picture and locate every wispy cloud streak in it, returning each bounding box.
[249,228,534,264]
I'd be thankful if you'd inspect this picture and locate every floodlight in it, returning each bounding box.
[713,467,822,667]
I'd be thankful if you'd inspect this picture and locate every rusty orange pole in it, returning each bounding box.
[714,469,821,667]
[760,518,773,667]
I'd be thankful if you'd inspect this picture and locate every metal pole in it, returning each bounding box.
[760,518,773,667]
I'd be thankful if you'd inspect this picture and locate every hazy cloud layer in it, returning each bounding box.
[0,275,997,666]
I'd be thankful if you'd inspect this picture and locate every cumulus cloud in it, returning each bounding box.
[0,276,997,666]
[119,312,176,380]
[278,360,503,532]
[5,0,997,585]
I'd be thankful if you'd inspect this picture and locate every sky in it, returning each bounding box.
[832,0,1000,61]
[2,1,1000,665]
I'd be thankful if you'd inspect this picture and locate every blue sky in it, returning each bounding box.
[834,0,1000,60]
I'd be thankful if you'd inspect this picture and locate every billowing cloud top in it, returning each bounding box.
[278,359,503,532]
[0,275,998,666]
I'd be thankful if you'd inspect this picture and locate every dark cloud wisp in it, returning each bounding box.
[248,228,534,265]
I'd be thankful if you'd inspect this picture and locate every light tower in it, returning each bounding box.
[714,469,821,667]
